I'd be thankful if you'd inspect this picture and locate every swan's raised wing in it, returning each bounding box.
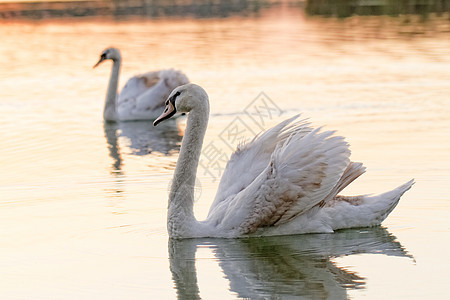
[119,73,159,102]
[134,69,189,111]
[207,119,351,235]
[208,115,313,216]
[117,70,189,120]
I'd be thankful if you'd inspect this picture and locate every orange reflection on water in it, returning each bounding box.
[0,5,449,299]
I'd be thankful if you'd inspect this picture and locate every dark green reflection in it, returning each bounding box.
[0,0,269,20]
[169,227,412,299]
[306,0,449,18]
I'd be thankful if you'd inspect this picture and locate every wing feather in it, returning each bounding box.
[117,69,189,120]
[207,117,352,235]
[208,115,312,217]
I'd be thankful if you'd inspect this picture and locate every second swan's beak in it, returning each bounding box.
[93,56,106,68]
[154,100,176,126]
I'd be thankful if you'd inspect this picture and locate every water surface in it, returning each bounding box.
[0,5,449,299]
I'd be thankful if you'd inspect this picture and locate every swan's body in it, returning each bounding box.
[94,47,189,121]
[154,84,414,239]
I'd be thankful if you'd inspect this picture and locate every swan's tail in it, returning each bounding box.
[365,179,415,223]
[326,179,414,231]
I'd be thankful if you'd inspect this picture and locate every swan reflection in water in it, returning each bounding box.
[103,118,182,172]
[169,227,413,299]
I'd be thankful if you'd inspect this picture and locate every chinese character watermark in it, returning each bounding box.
[244,92,283,130]
[199,92,283,182]
[218,116,257,151]
[199,141,229,179]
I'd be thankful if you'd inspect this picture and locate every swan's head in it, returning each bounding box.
[93,47,121,68]
[154,83,209,126]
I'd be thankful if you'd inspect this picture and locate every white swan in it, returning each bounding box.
[94,47,189,122]
[154,83,414,239]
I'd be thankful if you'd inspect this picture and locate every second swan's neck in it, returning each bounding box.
[168,100,209,238]
[104,58,121,121]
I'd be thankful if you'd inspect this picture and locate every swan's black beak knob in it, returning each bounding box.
[154,100,176,126]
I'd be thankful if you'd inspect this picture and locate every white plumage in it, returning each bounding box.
[94,47,189,121]
[154,83,414,238]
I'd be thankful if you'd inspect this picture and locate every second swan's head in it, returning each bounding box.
[153,83,209,127]
[93,47,121,68]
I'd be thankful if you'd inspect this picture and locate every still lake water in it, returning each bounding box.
[1,4,450,299]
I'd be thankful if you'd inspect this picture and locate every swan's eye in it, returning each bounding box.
[168,90,181,106]
[101,53,106,59]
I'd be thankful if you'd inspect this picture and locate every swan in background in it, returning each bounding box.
[154,83,414,239]
[94,47,189,122]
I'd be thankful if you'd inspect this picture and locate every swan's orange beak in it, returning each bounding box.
[154,100,176,126]
[93,56,106,68]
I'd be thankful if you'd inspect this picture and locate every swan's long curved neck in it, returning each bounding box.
[104,58,121,121]
[168,101,209,238]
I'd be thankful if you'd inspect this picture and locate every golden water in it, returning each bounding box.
[1,6,449,299]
